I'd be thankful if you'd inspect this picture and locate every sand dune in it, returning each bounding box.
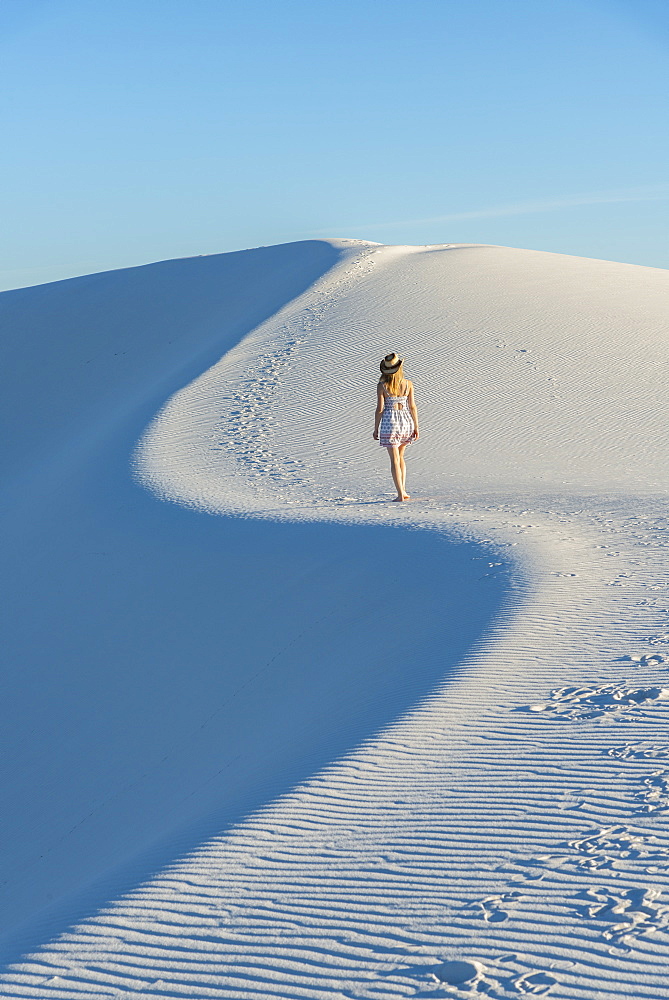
[1,240,669,998]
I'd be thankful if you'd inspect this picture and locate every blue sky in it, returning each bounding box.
[1,0,667,290]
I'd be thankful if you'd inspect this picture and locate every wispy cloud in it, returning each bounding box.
[311,184,669,235]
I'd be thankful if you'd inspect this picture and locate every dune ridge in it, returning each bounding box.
[2,240,669,998]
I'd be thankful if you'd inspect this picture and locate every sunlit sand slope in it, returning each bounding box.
[139,240,669,506]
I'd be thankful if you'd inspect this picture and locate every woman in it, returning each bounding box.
[373,353,419,501]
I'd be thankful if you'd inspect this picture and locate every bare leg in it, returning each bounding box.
[387,446,404,500]
[398,443,409,498]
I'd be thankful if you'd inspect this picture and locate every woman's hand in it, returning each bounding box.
[412,428,420,441]
[373,428,379,440]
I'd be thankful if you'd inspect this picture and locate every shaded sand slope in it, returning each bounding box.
[3,241,669,999]
[1,241,339,488]
[0,242,507,957]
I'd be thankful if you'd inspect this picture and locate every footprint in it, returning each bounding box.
[621,652,666,665]
[395,958,488,996]
[513,971,557,995]
[402,958,558,998]
[576,886,669,946]
[606,742,669,761]
[568,825,669,871]
[635,770,669,813]
[470,891,521,922]
[530,825,669,875]
[429,959,485,987]
[645,632,669,646]
[518,682,669,721]
[557,790,585,811]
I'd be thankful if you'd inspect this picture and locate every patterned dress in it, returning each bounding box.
[379,391,415,447]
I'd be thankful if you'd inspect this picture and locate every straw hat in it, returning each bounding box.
[379,352,403,375]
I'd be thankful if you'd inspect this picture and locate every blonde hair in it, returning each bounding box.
[380,363,406,397]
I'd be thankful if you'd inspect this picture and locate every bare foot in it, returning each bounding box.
[403,493,410,500]
[392,495,405,501]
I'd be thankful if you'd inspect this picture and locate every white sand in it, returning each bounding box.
[1,240,669,998]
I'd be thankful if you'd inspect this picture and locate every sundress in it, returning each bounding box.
[379,392,415,447]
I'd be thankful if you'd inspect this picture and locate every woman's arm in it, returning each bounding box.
[408,382,419,440]
[373,384,385,439]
